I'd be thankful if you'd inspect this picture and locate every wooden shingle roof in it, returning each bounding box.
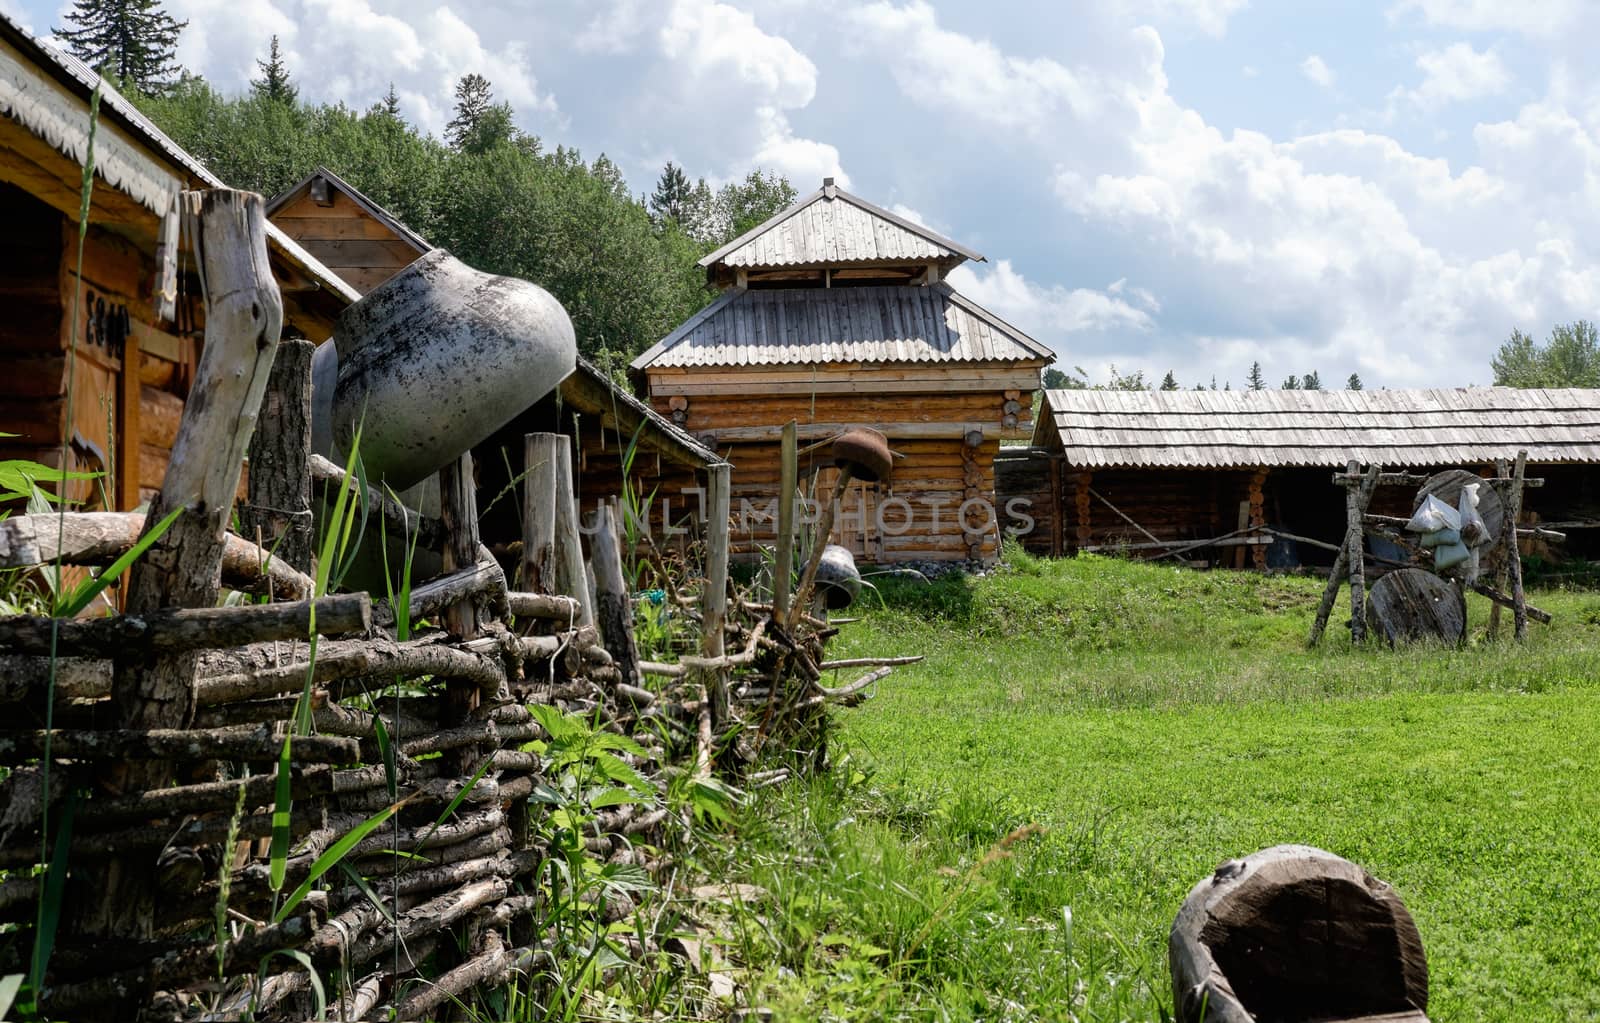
[632,283,1052,370]
[1036,387,1600,468]
[699,178,984,270]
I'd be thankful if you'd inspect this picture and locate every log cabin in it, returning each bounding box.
[0,11,356,512]
[263,168,721,542]
[1005,387,1600,567]
[631,178,1054,564]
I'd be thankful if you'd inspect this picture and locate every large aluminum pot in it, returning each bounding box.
[322,249,577,491]
[815,543,862,610]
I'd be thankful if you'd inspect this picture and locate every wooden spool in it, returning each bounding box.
[1365,568,1465,646]
[1170,844,1430,1023]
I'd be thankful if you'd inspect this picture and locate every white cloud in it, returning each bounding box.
[1299,54,1335,88]
[1388,0,1583,36]
[950,260,1156,335]
[1114,0,1248,37]
[849,1,1600,388]
[1393,42,1511,109]
[659,0,817,107]
[167,0,557,134]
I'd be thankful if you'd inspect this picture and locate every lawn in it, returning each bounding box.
[708,552,1600,1022]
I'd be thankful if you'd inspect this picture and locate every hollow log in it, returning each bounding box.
[1169,844,1429,1023]
[0,592,371,658]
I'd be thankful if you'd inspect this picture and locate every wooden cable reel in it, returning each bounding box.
[1366,568,1466,646]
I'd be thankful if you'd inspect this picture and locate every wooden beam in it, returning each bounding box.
[699,421,1027,445]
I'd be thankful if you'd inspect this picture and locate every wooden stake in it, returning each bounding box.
[700,463,731,726]
[1489,457,1509,637]
[773,420,797,622]
[551,441,593,627]
[1507,450,1529,640]
[590,501,641,687]
[87,188,283,941]
[240,338,315,574]
[522,434,560,593]
[1346,463,1381,643]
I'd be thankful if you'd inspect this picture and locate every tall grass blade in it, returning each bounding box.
[269,733,292,893]
[274,797,408,922]
[54,503,184,618]
[338,861,396,925]
[29,789,77,994]
[260,949,325,1018]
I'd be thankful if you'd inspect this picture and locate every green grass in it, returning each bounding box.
[713,552,1600,1022]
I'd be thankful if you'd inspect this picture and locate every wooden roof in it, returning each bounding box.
[699,178,984,271]
[0,11,360,308]
[563,356,720,468]
[267,165,433,256]
[1036,387,1600,469]
[632,282,1053,370]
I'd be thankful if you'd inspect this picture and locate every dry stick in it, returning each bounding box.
[406,558,506,625]
[1507,450,1530,640]
[812,665,893,702]
[240,338,316,574]
[818,655,923,670]
[700,463,732,727]
[790,464,853,626]
[1471,580,1552,624]
[507,592,582,621]
[394,929,512,1020]
[0,593,371,658]
[551,440,593,628]
[1087,486,1186,562]
[0,512,314,599]
[308,453,444,550]
[0,728,359,765]
[83,188,283,943]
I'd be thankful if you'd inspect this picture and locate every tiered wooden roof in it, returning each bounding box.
[633,283,1051,370]
[699,178,983,271]
[1035,387,1600,468]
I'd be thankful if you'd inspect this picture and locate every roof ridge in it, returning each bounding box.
[266,164,433,254]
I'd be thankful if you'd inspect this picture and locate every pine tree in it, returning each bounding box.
[1303,370,1322,391]
[250,35,296,104]
[1346,373,1363,391]
[1281,374,1301,389]
[1160,370,1180,391]
[446,73,516,153]
[380,83,402,119]
[56,0,187,94]
[650,163,692,223]
[1247,361,1265,390]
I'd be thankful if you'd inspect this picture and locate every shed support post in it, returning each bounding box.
[1309,460,1379,646]
[1073,471,1093,551]
[1249,469,1269,571]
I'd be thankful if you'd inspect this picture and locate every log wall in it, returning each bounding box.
[270,190,424,296]
[649,379,1022,564]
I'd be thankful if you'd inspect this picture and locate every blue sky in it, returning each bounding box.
[10,0,1600,389]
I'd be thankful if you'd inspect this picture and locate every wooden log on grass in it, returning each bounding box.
[1169,844,1429,1023]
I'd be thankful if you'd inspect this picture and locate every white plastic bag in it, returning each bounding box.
[1458,483,1490,548]
[1406,494,1460,534]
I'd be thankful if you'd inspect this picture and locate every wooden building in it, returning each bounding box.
[264,170,721,536]
[0,12,356,511]
[632,178,1053,564]
[266,166,430,295]
[1004,387,1600,566]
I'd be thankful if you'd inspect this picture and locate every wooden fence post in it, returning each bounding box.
[773,420,797,622]
[701,463,731,726]
[1506,451,1529,641]
[240,338,315,575]
[591,500,641,686]
[552,442,592,626]
[86,188,283,940]
[522,434,561,594]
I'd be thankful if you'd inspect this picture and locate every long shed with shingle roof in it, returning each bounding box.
[998,387,1600,566]
[635,178,1054,565]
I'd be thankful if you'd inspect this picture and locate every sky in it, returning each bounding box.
[10,0,1600,390]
